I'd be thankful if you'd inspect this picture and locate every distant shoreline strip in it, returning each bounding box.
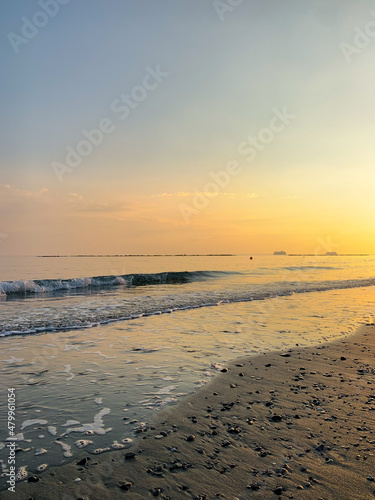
[37,254,236,258]
[35,253,370,258]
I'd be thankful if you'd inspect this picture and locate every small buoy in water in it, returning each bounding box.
[250,256,253,260]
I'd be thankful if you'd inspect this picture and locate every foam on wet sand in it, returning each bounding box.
[3,324,375,499]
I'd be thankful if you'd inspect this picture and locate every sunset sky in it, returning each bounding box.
[1,0,375,255]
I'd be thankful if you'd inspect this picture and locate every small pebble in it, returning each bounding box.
[27,476,39,483]
[247,483,260,490]
[77,457,90,466]
[119,481,132,491]
[270,415,283,422]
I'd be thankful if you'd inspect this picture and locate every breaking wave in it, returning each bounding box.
[0,276,374,337]
[0,270,235,298]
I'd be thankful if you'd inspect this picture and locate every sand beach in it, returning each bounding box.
[4,323,375,500]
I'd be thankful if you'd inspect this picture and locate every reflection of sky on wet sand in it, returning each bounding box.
[0,286,374,485]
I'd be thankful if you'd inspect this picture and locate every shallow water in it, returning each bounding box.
[0,255,374,487]
[1,255,375,336]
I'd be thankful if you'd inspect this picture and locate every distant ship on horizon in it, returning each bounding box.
[273,250,340,256]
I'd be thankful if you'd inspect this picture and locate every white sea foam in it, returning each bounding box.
[111,441,125,449]
[82,351,116,359]
[92,447,110,454]
[10,433,30,443]
[64,364,74,381]
[156,397,177,406]
[35,448,47,456]
[20,419,48,431]
[74,439,93,449]
[154,385,176,395]
[63,344,81,351]
[55,441,73,457]
[62,420,80,427]
[2,356,24,363]
[63,408,111,436]
[15,466,28,481]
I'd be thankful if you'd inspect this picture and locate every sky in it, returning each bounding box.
[1,0,375,255]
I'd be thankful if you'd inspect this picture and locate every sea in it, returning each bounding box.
[0,254,374,485]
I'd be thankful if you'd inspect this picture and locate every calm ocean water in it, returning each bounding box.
[0,254,374,484]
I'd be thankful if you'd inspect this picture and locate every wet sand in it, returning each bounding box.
[3,324,375,500]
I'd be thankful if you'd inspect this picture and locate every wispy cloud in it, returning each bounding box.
[156,192,221,198]
[75,202,132,213]
[66,194,133,214]
[0,184,48,200]
[154,192,259,199]
[68,192,83,201]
